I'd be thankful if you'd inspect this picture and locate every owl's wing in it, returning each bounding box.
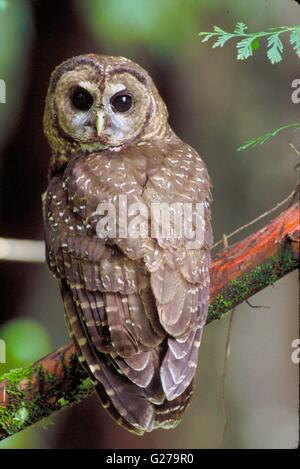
[114,140,212,401]
[44,140,212,433]
[44,174,166,433]
[153,143,212,401]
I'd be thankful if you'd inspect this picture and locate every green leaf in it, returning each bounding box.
[267,33,283,64]
[199,32,216,43]
[290,28,300,58]
[251,37,260,51]
[234,22,248,35]
[212,34,233,48]
[237,37,256,60]
[213,25,227,34]
[269,26,289,31]
[237,122,300,152]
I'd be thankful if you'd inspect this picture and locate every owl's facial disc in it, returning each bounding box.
[95,73,152,147]
[53,67,152,149]
[45,55,169,156]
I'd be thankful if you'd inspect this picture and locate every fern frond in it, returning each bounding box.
[234,22,248,35]
[267,33,284,64]
[237,123,300,152]
[290,28,300,58]
[199,23,300,64]
[237,37,255,60]
[212,34,233,48]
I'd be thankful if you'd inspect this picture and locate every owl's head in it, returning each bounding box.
[44,54,169,157]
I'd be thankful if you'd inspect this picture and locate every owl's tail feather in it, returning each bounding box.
[64,307,141,435]
[62,283,155,435]
[68,321,143,435]
[61,281,194,435]
[154,380,194,430]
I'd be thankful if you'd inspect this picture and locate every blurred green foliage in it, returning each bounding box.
[0,426,45,449]
[0,318,52,374]
[0,317,52,448]
[0,0,33,149]
[79,0,280,57]
[0,0,8,11]
[80,0,219,55]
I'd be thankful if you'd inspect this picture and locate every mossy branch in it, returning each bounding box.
[0,199,299,441]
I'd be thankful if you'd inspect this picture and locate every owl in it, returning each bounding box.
[43,54,212,435]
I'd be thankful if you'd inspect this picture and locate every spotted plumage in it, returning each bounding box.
[43,54,212,434]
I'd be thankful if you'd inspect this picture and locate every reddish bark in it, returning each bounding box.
[210,201,299,300]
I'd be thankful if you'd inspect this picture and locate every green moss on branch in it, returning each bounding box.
[0,350,92,440]
[207,247,298,323]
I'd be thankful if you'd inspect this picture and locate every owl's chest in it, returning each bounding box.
[65,152,151,221]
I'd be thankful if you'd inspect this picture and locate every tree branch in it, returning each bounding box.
[0,200,299,441]
[0,238,45,263]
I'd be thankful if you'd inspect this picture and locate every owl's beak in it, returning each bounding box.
[95,111,104,136]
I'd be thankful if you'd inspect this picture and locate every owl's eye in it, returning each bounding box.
[71,87,94,111]
[110,93,133,113]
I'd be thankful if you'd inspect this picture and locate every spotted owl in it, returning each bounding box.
[43,54,212,435]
